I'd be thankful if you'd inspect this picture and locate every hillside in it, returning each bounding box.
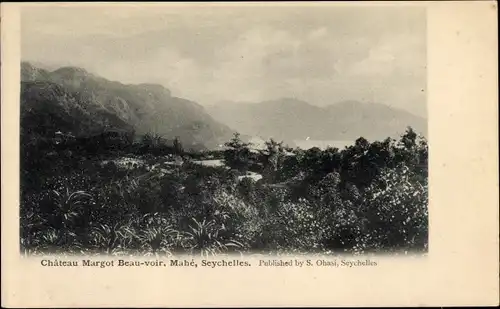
[207,98,427,142]
[20,62,234,149]
[21,81,133,138]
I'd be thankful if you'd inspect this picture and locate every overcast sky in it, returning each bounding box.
[21,4,427,117]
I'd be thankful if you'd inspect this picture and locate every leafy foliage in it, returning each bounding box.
[223,132,254,172]
[20,127,428,256]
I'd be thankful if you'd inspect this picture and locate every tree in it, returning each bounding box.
[394,127,421,169]
[310,171,342,203]
[400,127,417,150]
[261,138,286,182]
[173,136,184,155]
[124,130,136,147]
[140,132,167,155]
[225,132,250,149]
[357,165,428,253]
[223,133,252,172]
[141,132,163,148]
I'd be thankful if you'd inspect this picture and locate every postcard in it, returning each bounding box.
[1,1,498,307]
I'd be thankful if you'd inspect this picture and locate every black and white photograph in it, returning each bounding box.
[19,4,429,257]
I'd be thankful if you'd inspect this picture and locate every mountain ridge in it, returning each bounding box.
[207,98,427,142]
[21,61,427,149]
[20,62,235,150]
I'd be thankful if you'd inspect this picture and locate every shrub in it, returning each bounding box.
[356,165,428,253]
[20,127,428,256]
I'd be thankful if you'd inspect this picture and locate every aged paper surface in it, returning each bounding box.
[2,1,498,307]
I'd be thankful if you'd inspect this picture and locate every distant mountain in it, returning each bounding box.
[206,98,427,143]
[20,62,234,149]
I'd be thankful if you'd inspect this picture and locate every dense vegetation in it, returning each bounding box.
[20,127,428,257]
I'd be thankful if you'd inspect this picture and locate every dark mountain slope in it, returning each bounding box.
[21,81,133,138]
[20,62,234,149]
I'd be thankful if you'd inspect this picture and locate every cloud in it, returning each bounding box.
[21,5,427,116]
[308,27,328,40]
